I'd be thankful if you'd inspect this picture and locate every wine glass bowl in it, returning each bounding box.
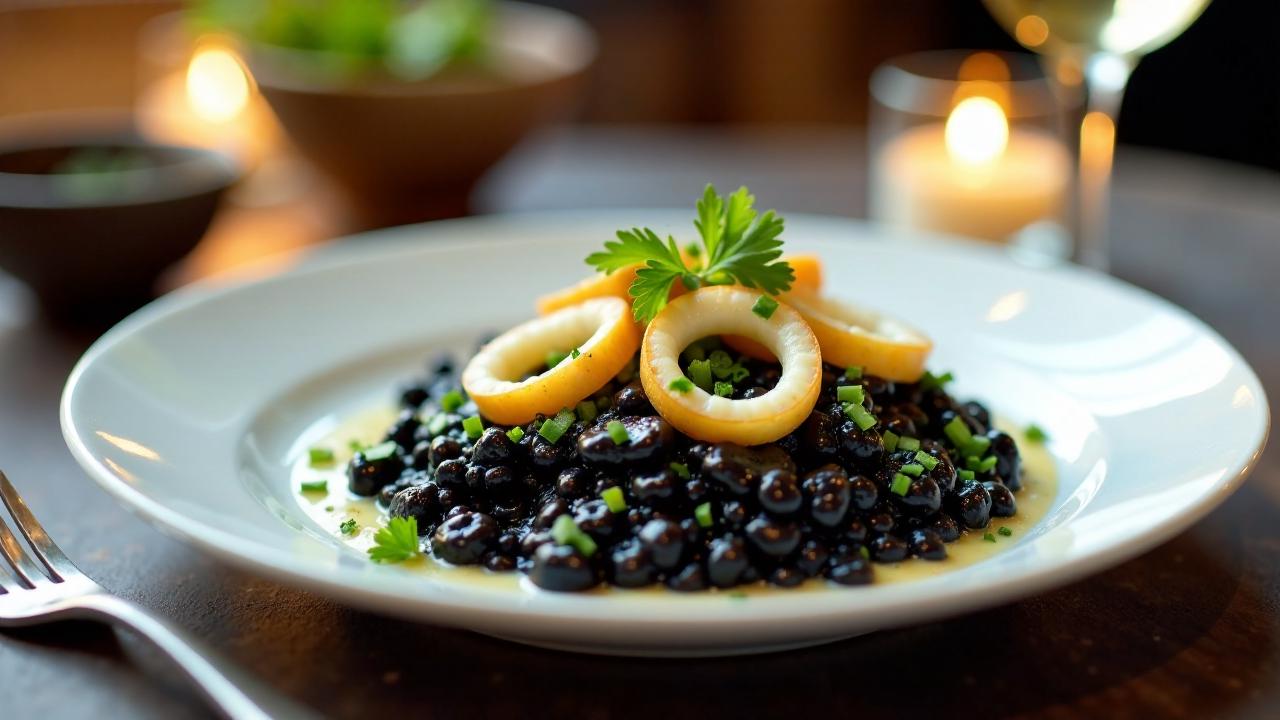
[980,0,1213,270]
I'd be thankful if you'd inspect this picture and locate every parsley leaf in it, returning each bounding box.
[585,184,794,322]
[367,516,420,563]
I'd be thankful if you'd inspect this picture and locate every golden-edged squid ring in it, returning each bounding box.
[463,297,641,425]
[783,290,933,382]
[640,286,822,445]
[536,265,639,315]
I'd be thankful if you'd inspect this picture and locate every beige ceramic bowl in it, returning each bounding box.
[249,2,595,228]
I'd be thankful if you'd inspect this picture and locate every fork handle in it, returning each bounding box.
[69,593,318,720]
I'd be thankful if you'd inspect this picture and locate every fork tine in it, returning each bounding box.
[0,471,75,581]
[0,515,49,588]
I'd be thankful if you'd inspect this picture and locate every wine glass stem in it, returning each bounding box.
[1077,52,1133,272]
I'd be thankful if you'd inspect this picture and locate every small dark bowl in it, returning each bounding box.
[0,126,239,322]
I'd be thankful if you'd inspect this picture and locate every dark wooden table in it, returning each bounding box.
[2,127,1276,719]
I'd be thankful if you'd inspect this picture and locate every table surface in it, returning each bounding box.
[2,126,1277,719]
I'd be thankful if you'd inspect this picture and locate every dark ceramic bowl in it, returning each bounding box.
[0,123,239,321]
[248,1,595,229]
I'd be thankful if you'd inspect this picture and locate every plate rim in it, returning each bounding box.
[59,210,1272,637]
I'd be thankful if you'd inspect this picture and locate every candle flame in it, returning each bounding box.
[945,97,1008,166]
[186,45,251,124]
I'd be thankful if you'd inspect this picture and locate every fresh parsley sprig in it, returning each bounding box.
[586,184,794,322]
[367,516,420,563]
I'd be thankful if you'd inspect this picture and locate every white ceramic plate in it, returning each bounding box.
[61,211,1269,656]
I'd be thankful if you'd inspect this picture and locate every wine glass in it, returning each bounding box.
[981,0,1212,270]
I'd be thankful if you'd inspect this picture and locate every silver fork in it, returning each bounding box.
[0,471,317,719]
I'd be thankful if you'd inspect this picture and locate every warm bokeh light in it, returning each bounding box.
[1053,57,1084,87]
[1014,14,1049,47]
[945,97,1009,166]
[954,53,1010,116]
[186,45,251,124]
[1080,110,1117,174]
[957,51,1010,83]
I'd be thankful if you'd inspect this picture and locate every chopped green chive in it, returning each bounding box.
[324,505,334,512]
[669,377,695,394]
[688,359,713,392]
[601,486,627,513]
[882,430,900,452]
[944,416,973,449]
[300,478,328,493]
[506,426,526,443]
[728,590,748,600]
[844,403,877,431]
[550,514,575,542]
[308,447,335,466]
[845,366,863,379]
[968,455,998,473]
[425,413,448,437]
[347,439,367,453]
[920,370,955,392]
[538,418,565,444]
[899,463,924,477]
[890,473,911,496]
[538,409,576,444]
[729,365,751,383]
[462,415,484,440]
[694,502,713,528]
[550,514,597,557]
[339,518,358,535]
[998,526,1013,537]
[570,348,581,360]
[1025,424,1048,443]
[576,401,598,423]
[362,441,398,461]
[983,532,997,543]
[897,436,921,452]
[670,462,691,480]
[958,469,976,481]
[914,451,939,471]
[545,350,567,369]
[751,295,779,319]
[965,435,992,457]
[440,390,464,413]
[606,420,630,445]
[837,384,865,405]
[714,381,734,398]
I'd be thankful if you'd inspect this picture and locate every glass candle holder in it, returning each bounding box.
[869,50,1080,260]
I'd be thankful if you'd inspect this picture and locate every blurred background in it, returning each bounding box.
[4,1,1275,162]
[0,0,1276,323]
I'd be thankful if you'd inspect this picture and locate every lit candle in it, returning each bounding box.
[871,95,1070,242]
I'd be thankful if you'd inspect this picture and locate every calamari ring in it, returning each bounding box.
[640,286,822,445]
[536,265,639,315]
[537,248,704,316]
[463,297,641,424]
[783,289,933,382]
[723,254,825,361]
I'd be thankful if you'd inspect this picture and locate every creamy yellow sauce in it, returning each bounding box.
[292,406,1057,595]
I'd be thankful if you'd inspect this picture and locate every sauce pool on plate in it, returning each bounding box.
[291,405,1058,596]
